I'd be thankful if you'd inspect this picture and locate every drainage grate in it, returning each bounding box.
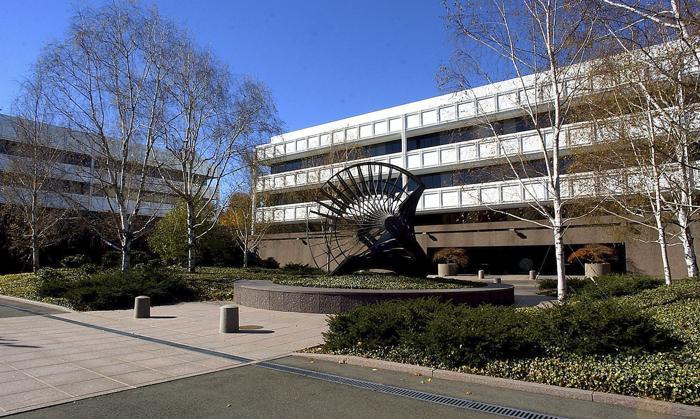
[259,362,567,419]
[2,301,567,418]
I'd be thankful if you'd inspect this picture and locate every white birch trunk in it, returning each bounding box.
[677,206,698,277]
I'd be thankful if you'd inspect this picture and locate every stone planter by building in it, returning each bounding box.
[585,262,611,278]
[437,263,459,277]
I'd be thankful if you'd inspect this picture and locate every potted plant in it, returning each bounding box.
[432,248,469,277]
[567,244,617,278]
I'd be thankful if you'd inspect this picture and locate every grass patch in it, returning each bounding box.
[322,278,700,405]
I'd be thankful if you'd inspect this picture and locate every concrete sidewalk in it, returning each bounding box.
[451,274,557,306]
[0,298,327,416]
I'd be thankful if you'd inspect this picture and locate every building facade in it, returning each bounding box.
[253,75,698,277]
[0,114,213,217]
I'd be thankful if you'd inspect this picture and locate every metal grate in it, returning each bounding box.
[2,301,567,418]
[259,362,567,419]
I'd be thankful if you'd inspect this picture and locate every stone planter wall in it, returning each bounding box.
[234,280,515,314]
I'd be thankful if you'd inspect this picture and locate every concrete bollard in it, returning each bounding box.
[529,270,538,280]
[493,277,502,284]
[134,296,150,319]
[220,305,239,333]
[478,270,485,280]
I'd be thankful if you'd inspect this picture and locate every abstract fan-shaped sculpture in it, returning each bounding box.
[306,162,428,276]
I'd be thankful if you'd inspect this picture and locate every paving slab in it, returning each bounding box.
[0,297,328,416]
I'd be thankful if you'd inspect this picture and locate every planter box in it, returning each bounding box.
[437,263,459,277]
[585,262,611,278]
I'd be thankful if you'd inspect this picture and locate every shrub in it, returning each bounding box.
[36,266,194,310]
[60,254,91,268]
[324,297,675,368]
[541,300,676,356]
[432,248,469,267]
[323,298,453,352]
[567,244,618,264]
[101,250,154,268]
[538,275,663,300]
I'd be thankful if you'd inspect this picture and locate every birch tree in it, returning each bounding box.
[220,151,271,268]
[155,40,278,273]
[0,77,66,272]
[38,2,173,271]
[443,0,600,300]
[596,0,700,276]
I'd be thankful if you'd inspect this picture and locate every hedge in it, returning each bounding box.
[323,278,700,405]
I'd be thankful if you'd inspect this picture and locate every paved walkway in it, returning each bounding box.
[451,274,558,306]
[0,297,327,416]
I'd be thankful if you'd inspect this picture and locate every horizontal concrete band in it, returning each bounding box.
[233,280,514,314]
[295,353,700,418]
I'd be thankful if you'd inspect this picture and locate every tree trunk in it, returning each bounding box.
[655,215,673,285]
[552,217,566,301]
[187,201,196,273]
[30,196,39,273]
[677,207,698,277]
[242,240,249,268]
[31,234,39,273]
[121,243,130,272]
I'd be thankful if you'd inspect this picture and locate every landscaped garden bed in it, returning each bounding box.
[0,264,485,311]
[319,276,700,405]
[271,273,484,290]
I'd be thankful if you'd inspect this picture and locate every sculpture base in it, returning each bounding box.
[234,280,514,314]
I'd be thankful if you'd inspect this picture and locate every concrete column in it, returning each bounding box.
[220,305,239,333]
[401,113,408,187]
[134,296,150,319]
[478,270,485,280]
[529,270,538,280]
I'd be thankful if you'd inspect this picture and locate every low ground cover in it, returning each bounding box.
[271,273,484,290]
[321,277,700,405]
[0,264,479,309]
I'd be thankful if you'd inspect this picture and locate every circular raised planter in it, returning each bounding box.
[233,280,514,314]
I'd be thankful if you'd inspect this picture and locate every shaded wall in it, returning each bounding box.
[257,216,700,278]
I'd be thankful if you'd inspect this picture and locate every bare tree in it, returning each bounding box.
[595,0,700,277]
[221,151,272,268]
[0,77,66,272]
[154,40,278,273]
[443,0,600,300]
[37,2,173,271]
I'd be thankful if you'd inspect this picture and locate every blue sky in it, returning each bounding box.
[0,0,456,132]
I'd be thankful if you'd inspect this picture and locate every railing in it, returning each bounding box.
[255,163,700,223]
[256,120,599,193]
[255,75,561,162]
[255,173,584,223]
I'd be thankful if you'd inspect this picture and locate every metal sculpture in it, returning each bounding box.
[306,162,428,276]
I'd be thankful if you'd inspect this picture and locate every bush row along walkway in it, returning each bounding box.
[0,297,327,416]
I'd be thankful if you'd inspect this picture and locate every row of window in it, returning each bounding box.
[264,157,576,206]
[270,140,402,174]
[0,138,203,183]
[268,114,554,175]
[1,171,182,206]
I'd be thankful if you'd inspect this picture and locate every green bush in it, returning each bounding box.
[101,250,154,268]
[538,275,662,300]
[60,254,91,268]
[324,298,452,352]
[541,300,676,356]
[324,297,674,368]
[36,266,194,310]
[413,304,543,367]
